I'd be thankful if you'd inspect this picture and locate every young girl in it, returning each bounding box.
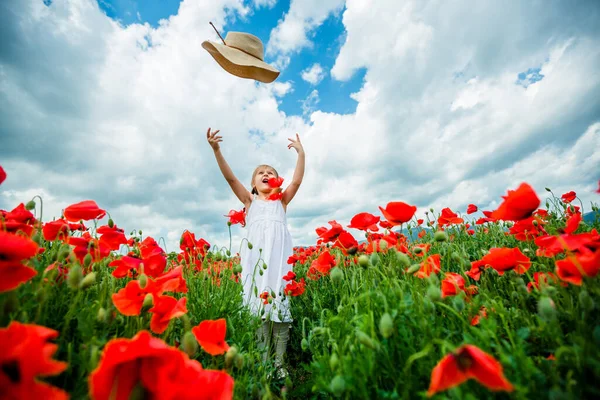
[206,127,305,377]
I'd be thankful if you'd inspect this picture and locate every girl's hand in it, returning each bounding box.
[287,133,304,154]
[207,127,222,151]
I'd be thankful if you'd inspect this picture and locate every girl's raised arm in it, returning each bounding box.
[207,128,252,206]
[282,133,305,206]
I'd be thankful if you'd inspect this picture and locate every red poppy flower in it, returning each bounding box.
[555,248,600,285]
[267,191,283,201]
[284,278,306,296]
[561,191,576,203]
[311,250,337,275]
[379,202,417,226]
[282,271,296,281]
[527,272,566,292]
[0,322,68,400]
[148,295,188,334]
[6,203,36,224]
[535,230,600,257]
[438,208,464,226]
[470,307,488,326]
[97,224,128,251]
[479,247,531,275]
[89,330,234,400]
[151,266,188,294]
[348,212,380,231]
[417,219,424,225]
[427,344,514,396]
[192,319,230,356]
[492,183,540,221]
[63,200,106,222]
[564,213,582,234]
[259,291,272,304]
[415,254,441,278]
[224,209,246,227]
[380,220,393,229]
[597,180,600,194]
[316,221,344,243]
[111,280,152,316]
[509,216,546,241]
[109,256,143,278]
[334,230,359,255]
[467,204,478,214]
[441,272,466,297]
[267,177,284,188]
[42,219,70,241]
[418,230,427,239]
[0,165,6,185]
[465,260,487,281]
[0,231,39,292]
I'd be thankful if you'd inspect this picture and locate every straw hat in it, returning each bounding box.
[202,30,280,84]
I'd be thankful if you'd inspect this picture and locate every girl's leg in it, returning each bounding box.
[256,320,272,363]
[272,322,291,377]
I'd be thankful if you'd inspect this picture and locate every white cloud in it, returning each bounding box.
[301,89,320,115]
[253,0,277,9]
[266,0,345,56]
[301,63,325,85]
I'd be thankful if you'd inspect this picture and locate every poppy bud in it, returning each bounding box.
[225,345,238,368]
[182,331,198,357]
[97,307,107,323]
[142,293,153,311]
[301,338,309,351]
[79,272,96,290]
[428,273,440,286]
[235,353,245,369]
[379,312,393,339]
[413,247,423,255]
[370,253,380,267]
[330,375,346,397]
[138,230,142,235]
[107,218,114,228]
[434,231,448,242]
[263,262,268,270]
[25,200,36,210]
[227,221,232,226]
[226,249,231,256]
[83,253,93,268]
[453,296,465,312]
[259,269,264,276]
[545,187,552,192]
[129,384,147,400]
[68,265,83,289]
[538,296,556,321]
[379,240,388,251]
[358,255,369,268]
[329,353,339,370]
[248,242,253,250]
[579,290,595,312]
[330,267,343,284]
[396,252,411,268]
[430,208,434,213]
[406,264,421,275]
[356,331,379,350]
[89,344,100,370]
[233,264,243,274]
[427,285,441,302]
[138,273,148,289]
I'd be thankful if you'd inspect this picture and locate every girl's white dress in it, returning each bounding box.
[240,196,294,323]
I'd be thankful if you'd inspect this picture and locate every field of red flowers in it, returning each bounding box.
[1,163,599,399]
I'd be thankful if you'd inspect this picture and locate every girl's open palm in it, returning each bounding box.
[287,133,304,153]
[207,128,222,151]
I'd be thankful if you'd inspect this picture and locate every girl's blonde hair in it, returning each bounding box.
[250,164,279,195]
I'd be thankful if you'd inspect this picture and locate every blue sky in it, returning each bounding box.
[97,0,365,116]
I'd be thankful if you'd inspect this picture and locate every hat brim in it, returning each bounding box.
[202,41,280,84]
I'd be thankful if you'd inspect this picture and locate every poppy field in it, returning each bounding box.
[1,163,600,399]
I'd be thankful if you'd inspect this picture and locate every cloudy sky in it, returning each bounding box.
[1,0,599,252]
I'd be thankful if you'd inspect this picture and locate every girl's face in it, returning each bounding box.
[253,167,277,194]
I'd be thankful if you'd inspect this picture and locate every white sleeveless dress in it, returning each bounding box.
[240,196,294,323]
